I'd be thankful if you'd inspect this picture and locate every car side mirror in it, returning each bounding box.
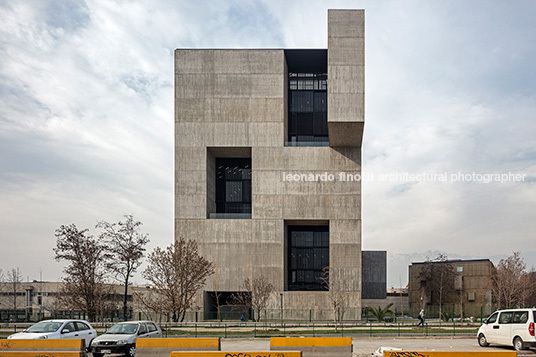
[483,319,488,324]
[61,329,70,334]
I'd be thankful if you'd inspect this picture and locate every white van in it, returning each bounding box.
[478,309,536,351]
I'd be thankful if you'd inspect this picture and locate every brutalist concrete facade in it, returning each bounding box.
[408,259,494,318]
[175,10,364,320]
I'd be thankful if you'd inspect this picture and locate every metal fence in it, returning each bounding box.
[0,305,500,325]
[0,320,481,340]
[408,304,497,323]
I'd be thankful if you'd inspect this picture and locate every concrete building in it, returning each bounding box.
[408,259,494,319]
[175,9,365,320]
[362,251,387,300]
[0,281,132,322]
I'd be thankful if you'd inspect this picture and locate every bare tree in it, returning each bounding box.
[522,268,536,307]
[142,237,214,322]
[231,275,275,322]
[133,288,164,323]
[0,269,4,309]
[491,252,526,309]
[97,214,149,319]
[54,224,112,321]
[43,297,64,319]
[6,268,23,318]
[320,267,348,331]
[418,254,456,319]
[212,270,223,322]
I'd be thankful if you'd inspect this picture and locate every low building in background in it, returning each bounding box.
[0,281,132,322]
[408,259,494,320]
[361,251,409,317]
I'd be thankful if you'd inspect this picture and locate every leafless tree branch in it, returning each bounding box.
[142,237,214,322]
[97,214,149,319]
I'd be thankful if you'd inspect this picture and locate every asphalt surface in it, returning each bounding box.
[81,337,536,357]
[217,337,536,356]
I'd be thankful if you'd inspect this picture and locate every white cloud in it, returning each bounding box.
[0,0,535,283]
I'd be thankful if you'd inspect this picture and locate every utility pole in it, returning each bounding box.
[280,293,283,326]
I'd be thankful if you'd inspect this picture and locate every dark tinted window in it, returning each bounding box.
[138,323,147,334]
[75,322,90,331]
[513,311,529,323]
[288,226,329,291]
[63,322,76,332]
[288,73,328,145]
[215,158,251,214]
[499,311,513,324]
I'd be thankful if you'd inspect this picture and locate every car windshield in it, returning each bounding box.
[25,321,62,333]
[106,323,138,334]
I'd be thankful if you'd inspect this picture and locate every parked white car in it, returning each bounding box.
[90,321,162,357]
[478,309,536,351]
[8,319,96,348]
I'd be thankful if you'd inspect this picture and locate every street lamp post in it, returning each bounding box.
[280,293,283,326]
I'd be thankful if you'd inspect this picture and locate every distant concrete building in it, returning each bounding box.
[408,259,494,318]
[362,251,387,299]
[361,251,409,315]
[175,9,365,320]
[0,281,131,322]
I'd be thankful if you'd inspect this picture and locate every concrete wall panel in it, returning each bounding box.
[330,220,361,244]
[249,122,284,147]
[175,50,215,74]
[175,10,364,318]
[328,93,365,120]
[213,50,285,74]
[328,9,365,39]
[328,37,365,66]
[329,65,365,94]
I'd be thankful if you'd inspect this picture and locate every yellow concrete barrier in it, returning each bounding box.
[135,338,220,357]
[0,353,84,357]
[171,352,301,357]
[136,338,220,349]
[270,337,352,347]
[383,352,517,357]
[270,337,352,357]
[0,340,85,351]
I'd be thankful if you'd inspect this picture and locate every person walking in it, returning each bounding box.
[417,308,425,326]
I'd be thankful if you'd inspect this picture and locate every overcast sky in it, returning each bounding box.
[1,0,535,284]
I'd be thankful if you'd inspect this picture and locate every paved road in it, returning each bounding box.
[219,337,536,356]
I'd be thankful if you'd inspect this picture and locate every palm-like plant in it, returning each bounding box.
[366,303,394,322]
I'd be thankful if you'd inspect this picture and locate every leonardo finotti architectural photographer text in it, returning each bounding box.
[282,171,527,183]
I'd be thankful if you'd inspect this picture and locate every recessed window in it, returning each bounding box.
[216,158,251,214]
[207,147,252,219]
[288,225,329,291]
[287,73,328,146]
[285,49,328,147]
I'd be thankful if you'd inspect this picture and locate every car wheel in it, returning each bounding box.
[93,353,104,357]
[87,339,95,352]
[478,334,489,347]
[127,344,136,357]
[514,337,525,351]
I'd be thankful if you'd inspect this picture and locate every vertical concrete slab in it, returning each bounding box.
[327,9,365,147]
